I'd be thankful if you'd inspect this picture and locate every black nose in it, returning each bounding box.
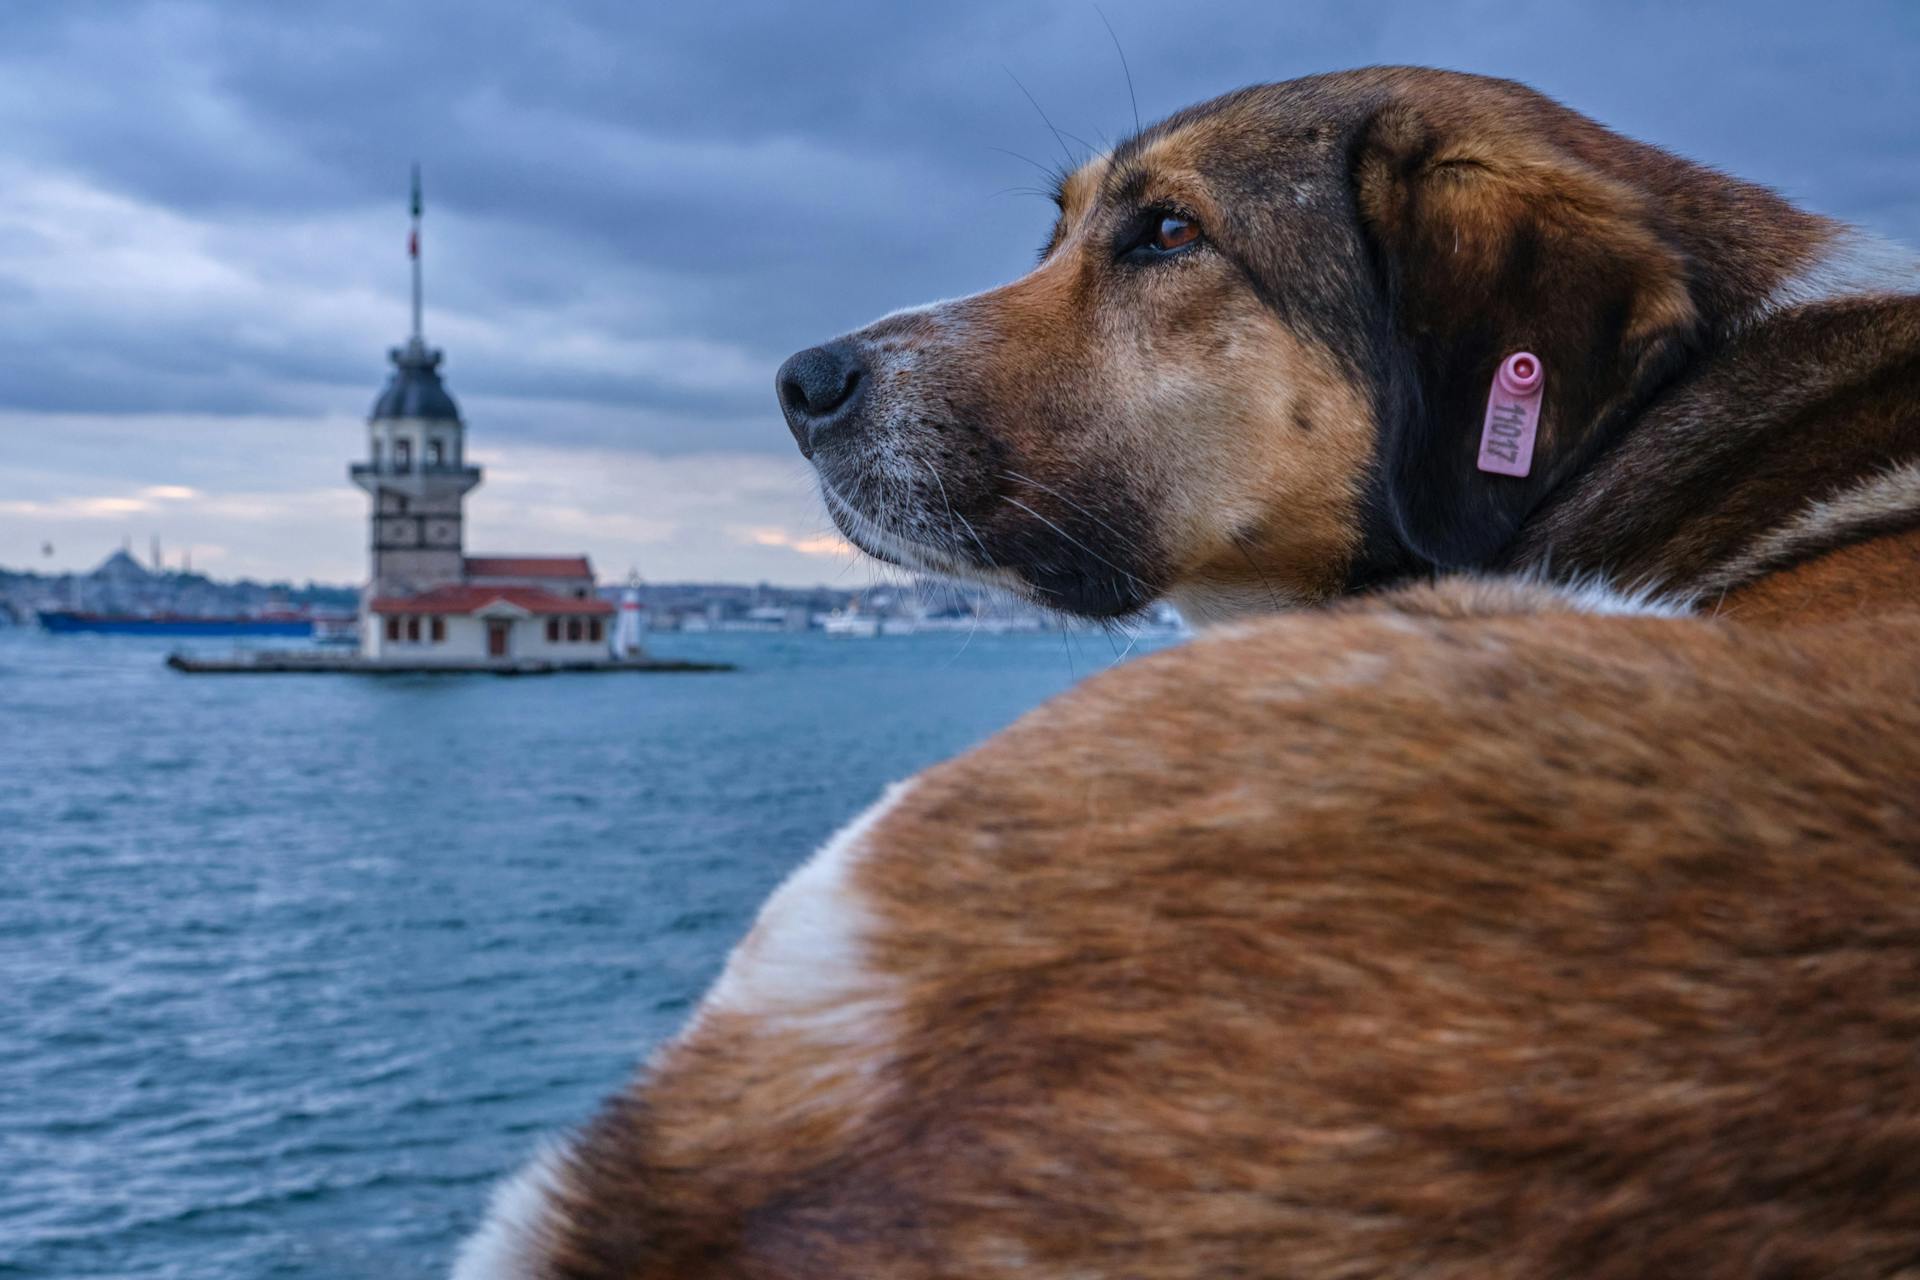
[776,340,866,457]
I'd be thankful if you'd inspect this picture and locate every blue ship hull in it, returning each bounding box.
[38,611,314,637]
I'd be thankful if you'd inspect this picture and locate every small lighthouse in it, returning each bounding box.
[612,570,647,657]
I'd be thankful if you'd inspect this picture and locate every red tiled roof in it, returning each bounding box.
[464,555,594,579]
[369,585,613,616]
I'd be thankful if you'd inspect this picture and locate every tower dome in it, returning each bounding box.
[371,335,461,422]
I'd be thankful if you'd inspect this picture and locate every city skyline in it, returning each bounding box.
[3,1,1915,585]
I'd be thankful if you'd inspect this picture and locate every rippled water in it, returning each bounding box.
[0,627,1159,1279]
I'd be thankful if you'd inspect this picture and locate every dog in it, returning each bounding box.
[454,68,1920,1278]
[773,66,1920,625]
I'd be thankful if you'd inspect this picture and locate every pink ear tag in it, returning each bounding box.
[1477,352,1544,477]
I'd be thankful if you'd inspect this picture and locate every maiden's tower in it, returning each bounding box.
[349,168,611,663]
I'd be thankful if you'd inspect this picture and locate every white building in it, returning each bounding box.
[364,582,611,661]
[350,170,612,664]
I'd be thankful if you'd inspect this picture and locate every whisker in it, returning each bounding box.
[1229,532,1292,615]
[1001,470,1137,545]
[1002,495,1151,590]
[1000,470,1154,578]
[924,460,997,570]
[1094,5,1141,136]
[955,511,994,567]
[986,145,1064,180]
[1004,68,1078,170]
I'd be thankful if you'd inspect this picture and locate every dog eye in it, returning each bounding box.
[1153,216,1199,252]
[1120,211,1204,263]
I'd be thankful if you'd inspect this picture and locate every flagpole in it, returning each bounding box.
[409,163,423,343]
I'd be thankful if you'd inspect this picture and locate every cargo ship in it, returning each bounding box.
[37,610,317,637]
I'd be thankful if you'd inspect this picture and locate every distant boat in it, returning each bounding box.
[821,610,881,638]
[37,610,316,637]
[310,612,361,646]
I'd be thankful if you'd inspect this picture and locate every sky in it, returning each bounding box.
[2,1,1916,586]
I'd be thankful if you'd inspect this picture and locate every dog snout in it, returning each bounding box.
[776,340,867,458]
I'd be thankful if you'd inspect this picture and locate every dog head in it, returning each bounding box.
[775,67,1823,621]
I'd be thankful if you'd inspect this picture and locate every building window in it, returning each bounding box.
[567,618,583,642]
[430,616,445,643]
[546,618,559,643]
[385,616,400,642]
[427,438,444,466]
[406,616,421,642]
[394,438,412,470]
[588,618,603,643]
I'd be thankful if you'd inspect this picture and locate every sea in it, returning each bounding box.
[0,625,1171,1279]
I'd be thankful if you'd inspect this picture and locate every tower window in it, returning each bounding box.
[371,439,382,467]
[428,438,445,467]
[394,438,412,470]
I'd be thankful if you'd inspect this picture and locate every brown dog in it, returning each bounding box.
[454,69,1920,1278]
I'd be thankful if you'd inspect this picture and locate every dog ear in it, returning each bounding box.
[1354,101,1700,569]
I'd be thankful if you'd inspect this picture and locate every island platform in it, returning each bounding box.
[166,651,733,675]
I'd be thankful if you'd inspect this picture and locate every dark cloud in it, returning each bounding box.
[1,0,1916,453]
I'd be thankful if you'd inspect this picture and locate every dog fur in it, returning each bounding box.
[458,68,1920,1278]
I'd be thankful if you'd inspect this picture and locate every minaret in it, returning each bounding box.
[350,165,481,603]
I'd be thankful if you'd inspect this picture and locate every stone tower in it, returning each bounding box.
[349,167,481,599]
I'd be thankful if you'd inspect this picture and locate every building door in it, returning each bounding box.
[487,620,510,658]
